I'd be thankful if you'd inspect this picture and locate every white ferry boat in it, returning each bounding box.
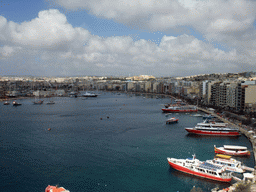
[167,155,232,182]
[197,119,228,127]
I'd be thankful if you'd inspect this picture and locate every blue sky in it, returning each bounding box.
[0,0,256,77]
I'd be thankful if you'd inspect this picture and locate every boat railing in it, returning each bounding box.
[220,172,232,179]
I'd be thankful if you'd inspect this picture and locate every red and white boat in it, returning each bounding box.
[166,117,179,124]
[167,155,232,182]
[45,185,70,192]
[214,145,251,156]
[185,121,240,136]
[162,105,198,113]
[185,127,240,136]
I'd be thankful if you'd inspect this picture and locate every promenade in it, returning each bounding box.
[197,107,256,192]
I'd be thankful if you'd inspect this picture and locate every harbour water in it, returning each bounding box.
[0,93,254,192]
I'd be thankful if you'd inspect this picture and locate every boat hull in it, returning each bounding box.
[185,128,240,136]
[166,120,178,124]
[168,160,232,182]
[214,147,250,156]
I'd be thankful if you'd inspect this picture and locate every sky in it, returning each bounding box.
[0,0,256,77]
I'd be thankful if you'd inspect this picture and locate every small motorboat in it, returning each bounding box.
[214,145,251,156]
[4,101,10,105]
[45,185,70,192]
[166,117,179,124]
[12,101,22,106]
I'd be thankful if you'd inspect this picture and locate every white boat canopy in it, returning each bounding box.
[223,145,247,150]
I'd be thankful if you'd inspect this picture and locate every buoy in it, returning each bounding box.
[107,116,109,119]
[48,128,51,131]
[100,118,102,120]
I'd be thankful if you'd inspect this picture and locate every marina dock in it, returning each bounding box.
[197,107,256,191]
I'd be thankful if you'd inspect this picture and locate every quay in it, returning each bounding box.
[197,107,256,192]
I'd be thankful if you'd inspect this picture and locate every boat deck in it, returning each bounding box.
[199,162,222,171]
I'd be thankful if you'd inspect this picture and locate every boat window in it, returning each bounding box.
[219,173,222,176]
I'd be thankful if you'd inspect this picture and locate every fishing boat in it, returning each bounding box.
[185,125,240,136]
[214,145,251,156]
[82,92,98,97]
[206,154,244,173]
[167,154,232,182]
[45,185,70,192]
[12,101,22,106]
[166,117,179,124]
[162,105,198,113]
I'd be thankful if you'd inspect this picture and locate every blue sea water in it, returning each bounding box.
[0,93,254,192]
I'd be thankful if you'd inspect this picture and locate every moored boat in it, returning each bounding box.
[82,92,98,97]
[162,105,198,113]
[185,126,240,136]
[214,145,250,156]
[206,154,244,173]
[167,155,232,182]
[166,117,179,124]
[197,119,228,127]
[4,101,10,105]
[12,101,22,106]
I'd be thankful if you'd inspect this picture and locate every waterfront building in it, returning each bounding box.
[244,84,256,111]
[145,81,152,93]
[226,82,242,111]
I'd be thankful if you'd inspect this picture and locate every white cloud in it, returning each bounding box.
[0,8,256,76]
[0,9,91,49]
[54,0,256,43]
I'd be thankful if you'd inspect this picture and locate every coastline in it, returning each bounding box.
[198,107,256,192]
